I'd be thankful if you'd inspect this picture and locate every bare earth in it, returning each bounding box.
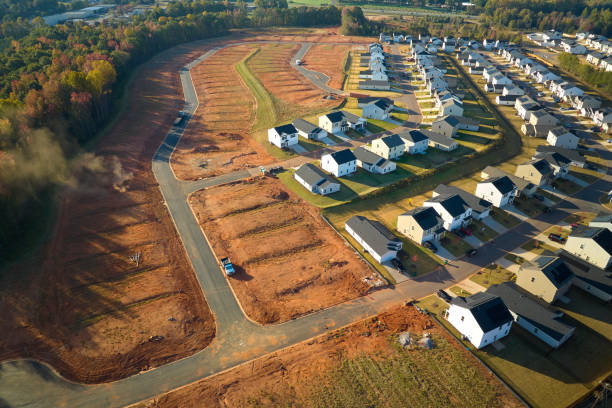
[303,44,354,89]
[189,176,374,324]
[134,305,522,408]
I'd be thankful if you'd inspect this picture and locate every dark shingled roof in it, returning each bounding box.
[540,152,571,167]
[380,134,405,148]
[325,110,361,124]
[426,193,471,217]
[433,185,491,215]
[570,227,612,255]
[345,215,402,257]
[292,118,322,134]
[400,207,442,230]
[527,256,575,288]
[558,251,612,295]
[487,283,574,342]
[353,147,388,167]
[535,146,585,165]
[451,292,513,333]
[274,123,297,135]
[295,163,330,187]
[527,159,553,176]
[400,129,429,143]
[489,176,516,195]
[329,148,357,165]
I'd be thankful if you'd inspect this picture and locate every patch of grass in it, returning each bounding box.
[339,167,414,196]
[551,178,581,195]
[470,219,498,242]
[569,169,600,184]
[470,265,515,288]
[563,211,596,227]
[415,295,448,314]
[439,234,473,257]
[449,286,472,297]
[277,169,357,208]
[490,208,521,229]
[504,253,525,265]
[512,196,547,218]
[537,189,562,203]
[520,239,559,255]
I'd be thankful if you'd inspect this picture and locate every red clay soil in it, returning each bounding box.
[133,305,522,408]
[170,44,276,181]
[189,176,375,324]
[248,43,339,108]
[302,44,354,89]
[0,42,218,384]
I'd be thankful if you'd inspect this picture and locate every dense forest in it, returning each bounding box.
[340,6,384,35]
[0,0,341,263]
[558,52,612,95]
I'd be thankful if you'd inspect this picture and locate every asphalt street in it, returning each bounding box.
[0,40,610,408]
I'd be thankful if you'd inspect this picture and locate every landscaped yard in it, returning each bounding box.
[512,196,548,218]
[520,239,559,256]
[440,234,473,257]
[490,208,521,229]
[449,286,472,297]
[537,189,562,203]
[470,219,499,242]
[551,177,581,195]
[366,118,399,132]
[504,253,525,265]
[278,169,358,208]
[470,265,515,288]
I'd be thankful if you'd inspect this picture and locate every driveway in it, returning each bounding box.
[482,216,508,234]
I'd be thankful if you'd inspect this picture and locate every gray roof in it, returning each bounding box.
[540,152,570,167]
[451,292,513,332]
[483,166,535,192]
[487,283,574,341]
[292,118,322,134]
[400,129,429,143]
[534,146,585,165]
[558,251,612,295]
[329,148,357,165]
[325,110,361,124]
[488,176,516,195]
[380,134,405,148]
[524,256,575,288]
[345,215,402,257]
[433,185,491,214]
[426,193,471,217]
[425,130,457,147]
[295,163,332,187]
[353,147,389,168]
[570,227,612,255]
[400,206,442,230]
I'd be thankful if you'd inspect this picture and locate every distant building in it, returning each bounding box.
[564,227,612,270]
[294,163,340,196]
[345,215,402,264]
[516,256,574,303]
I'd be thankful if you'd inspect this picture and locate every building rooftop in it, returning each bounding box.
[433,184,491,214]
[295,163,331,187]
[400,206,442,230]
[345,215,402,258]
[570,227,612,255]
[273,123,297,135]
[426,193,471,217]
[328,149,357,165]
[353,147,388,167]
[526,256,575,288]
[487,176,516,195]
[292,118,322,134]
[379,133,405,148]
[558,251,612,295]
[451,292,513,333]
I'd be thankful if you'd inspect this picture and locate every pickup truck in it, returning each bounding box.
[220,257,235,276]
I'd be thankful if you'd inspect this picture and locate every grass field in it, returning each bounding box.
[440,234,473,257]
[278,169,358,208]
[449,286,472,297]
[537,189,562,203]
[504,253,525,265]
[512,195,548,217]
[490,208,521,229]
[520,239,559,255]
[551,177,582,195]
[470,219,499,242]
[470,265,515,288]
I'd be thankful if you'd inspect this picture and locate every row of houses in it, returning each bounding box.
[359,43,391,91]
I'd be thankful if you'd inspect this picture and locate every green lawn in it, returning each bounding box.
[490,208,521,229]
[520,239,559,256]
[470,219,498,242]
[439,234,473,257]
[537,189,562,203]
[551,177,581,195]
[278,169,357,208]
[470,265,515,288]
[512,196,547,218]
[563,212,596,227]
[449,286,472,297]
[366,118,399,132]
[504,253,525,265]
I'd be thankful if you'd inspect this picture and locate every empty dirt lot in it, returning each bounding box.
[0,42,217,383]
[303,44,354,90]
[170,44,275,181]
[189,176,375,324]
[135,304,521,408]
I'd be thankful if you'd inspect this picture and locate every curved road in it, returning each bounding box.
[0,41,610,408]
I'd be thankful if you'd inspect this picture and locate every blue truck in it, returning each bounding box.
[220,257,235,276]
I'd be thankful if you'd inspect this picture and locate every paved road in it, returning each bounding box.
[291,43,345,95]
[0,41,610,408]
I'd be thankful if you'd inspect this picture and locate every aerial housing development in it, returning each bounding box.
[1,3,611,407]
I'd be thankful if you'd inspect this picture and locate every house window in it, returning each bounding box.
[580,244,584,249]
[531,277,535,283]
[412,226,415,230]
[461,316,464,322]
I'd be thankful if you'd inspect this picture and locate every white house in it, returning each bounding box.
[547,127,579,149]
[502,85,525,97]
[535,71,560,84]
[564,227,612,270]
[556,82,584,100]
[321,149,357,177]
[475,176,518,207]
[423,194,472,231]
[399,129,429,154]
[440,99,464,117]
[294,163,340,196]
[267,123,298,148]
[562,41,586,54]
[446,292,513,349]
[292,118,327,140]
[353,147,396,174]
[319,111,365,134]
[345,215,403,264]
[361,98,393,120]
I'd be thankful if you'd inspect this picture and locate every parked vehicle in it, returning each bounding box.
[543,206,552,213]
[295,59,302,65]
[560,107,569,111]
[537,92,544,97]
[590,126,601,132]
[437,289,452,303]
[466,248,478,257]
[220,257,235,276]
[459,226,472,236]
[534,194,545,202]
[570,223,579,229]
[548,233,566,243]
[423,241,438,253]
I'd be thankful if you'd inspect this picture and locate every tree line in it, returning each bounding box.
[558,52,612,95]
[0,1,341,263]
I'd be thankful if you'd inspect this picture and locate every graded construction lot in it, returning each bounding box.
[0,42,217,383]
[134,304,521,408]
[302,43,353,89]
[189,176,374,324]
[170,44,275,181]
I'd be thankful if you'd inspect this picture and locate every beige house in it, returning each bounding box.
[516,256,574,303]
[397,206,446,245]
[515,159,554,186]
[370,134,405,160]
[563,227,612,270]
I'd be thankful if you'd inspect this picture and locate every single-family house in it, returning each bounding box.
[353,147,396,174]
[482,38,495,50]
[319,111,366,134]
[563,227,612,270]
[515,96,541,121]
[534,146,586,168]
[371,134,405,160]
[496,95,518,105]
[398,129,429,154]
[440,99,464,117]
[481,166,538,197]
[540,152,570,178]
[397,206,445,245]
[321,149,357,177]
[433,184,491,220]
[589,213,612,232]
[446,293,513,349]
[556,82,584,100]
[361,98,394,120]
[267,123,298,148]
[487,283,575,348]
[547,127,579,149]
[535,71,560,84]
[293,163,340,196]
[292,118,328,141]
[359,80,391,91]
[587,51,604,65]
[423,193,472,231]
[559,251,612,302]
[530,110,560,127]
[475,176,518,207]
[561,39,586,54]
[345,215,403,264]
[515,159,554,186]
[516,256,575,303]
[426,130,459,151]
[593,108,612,127]
[502,85,525,96]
